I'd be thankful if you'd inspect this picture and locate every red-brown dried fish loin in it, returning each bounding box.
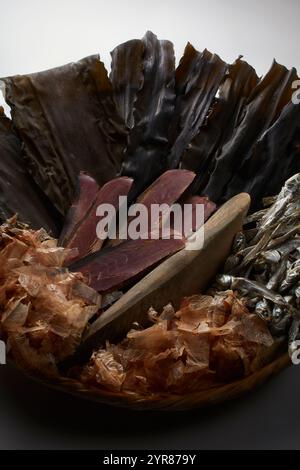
[59,172,100,247]
[65,176,134,264]
[109,169,196,244]
[70,238,185,293]
[179,195,216,234]
[136,169,195,208]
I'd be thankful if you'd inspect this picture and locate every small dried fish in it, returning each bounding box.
[232,232,246,253]
[255,299,272,321]
[213,174,300,361]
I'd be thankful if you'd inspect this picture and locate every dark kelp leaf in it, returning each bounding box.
[121,31,176,198]
[70,238,185,293]
[167,44,228,169]
[223,101,300,209]
[2,55,127,215]
[59,172,100,247]
[110,39,144,128]
[203,61,298,204]
[0,107,60,234]
[64,176,133,264]
[181,57,259,193]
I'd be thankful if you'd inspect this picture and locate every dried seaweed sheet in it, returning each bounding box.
[167,44,227,169]
[0,107,59,234]
[203,61,298,203]
[2,55,127,216]
[71,238,185,293]
[121,31,176,197]
[181,58,259,193]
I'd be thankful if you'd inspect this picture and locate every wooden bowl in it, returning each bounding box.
[20,351,290,411]
[6,193,291,410]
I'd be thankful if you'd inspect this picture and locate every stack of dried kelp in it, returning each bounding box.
[214,174,300,357]
[1,31,300,232]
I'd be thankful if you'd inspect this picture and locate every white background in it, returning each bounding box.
[0,0,299,77]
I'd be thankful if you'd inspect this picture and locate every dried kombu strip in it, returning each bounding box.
[71,238,185,293]
[121,31,176,198]
[2,55,127,215]
[203,61,298,204]
[167,44,227,169]
[223,101,300,208]
[181,57,259,193]
[110,39,144,128]
[0,107,60,234]
[63,175,133,264]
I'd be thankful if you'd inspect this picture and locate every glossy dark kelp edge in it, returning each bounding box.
[110,39,144,128]
[202,60,298,204]
[167,44,228,169]
[121,31,176,199]
[181,57,259,193]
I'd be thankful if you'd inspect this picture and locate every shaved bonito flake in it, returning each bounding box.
[80,291,274,395]
[0,218,101,376]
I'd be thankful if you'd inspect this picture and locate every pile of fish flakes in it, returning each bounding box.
[80,291,274,395]
[0,217,101,375]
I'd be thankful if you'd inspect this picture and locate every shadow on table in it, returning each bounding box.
[0,363,299,449]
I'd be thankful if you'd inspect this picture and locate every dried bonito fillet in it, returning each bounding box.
[60,173,134,264]
[59,170,211,293]
[80,291,274,395]
[70,238,185,293]
[0,218,101,375]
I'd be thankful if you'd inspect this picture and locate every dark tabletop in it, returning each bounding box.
[0,362,299,450]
